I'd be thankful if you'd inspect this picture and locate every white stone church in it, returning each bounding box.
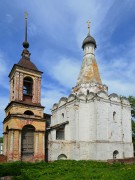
[48,24,133,161]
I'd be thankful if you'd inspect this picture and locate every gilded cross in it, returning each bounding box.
[86,20,90,34]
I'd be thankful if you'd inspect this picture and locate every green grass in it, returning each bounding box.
[0,160,135,180]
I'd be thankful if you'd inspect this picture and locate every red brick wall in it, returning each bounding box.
[0,155,7,163]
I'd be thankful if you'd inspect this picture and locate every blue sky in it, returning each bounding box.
[0,0,135,136]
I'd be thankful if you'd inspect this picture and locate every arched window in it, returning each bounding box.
[62,113,64,118]
[24,110,34,115]
[21,125,35,158]
[23,77,33,95]
[57,154,67,160]
[113,150,119,159]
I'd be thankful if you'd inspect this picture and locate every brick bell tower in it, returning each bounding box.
[3,12,45,162]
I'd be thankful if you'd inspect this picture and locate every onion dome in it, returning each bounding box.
[82,34,97,49]
[82,20,97,49]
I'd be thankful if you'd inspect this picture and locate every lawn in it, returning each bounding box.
[0,160,135,180]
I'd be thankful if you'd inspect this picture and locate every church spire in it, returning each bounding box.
[72,21,108,95]
[23,12,29,49]
[21,12,31,59]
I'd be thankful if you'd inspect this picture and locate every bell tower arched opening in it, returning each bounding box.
[24,110,34,115]
[23,77,33,102]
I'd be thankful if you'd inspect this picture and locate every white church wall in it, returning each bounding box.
[49,93,133,161]
[78,101,91,141]
[96,99,110,141]
[108,102,123,142]
[123,143,133,158]
[122,105,132,143]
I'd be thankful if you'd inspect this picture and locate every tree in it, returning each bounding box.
[128,96,135,149]
[128,96,135,119]
[0,137,3,143]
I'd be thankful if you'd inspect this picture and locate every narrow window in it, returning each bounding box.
[113,111,116,121]
[13,79,14,91]
[61,113,64,120]
[56,127,65,140]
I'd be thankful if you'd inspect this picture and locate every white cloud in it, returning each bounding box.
[28,23,38,37]
[5,14,14,23]
[70,0,116,46]
[41,87,68,114]
[0,96,9,136]
[97,36,135,97]
[50,57,81,88]
[105,79,135,97]
[0,0,135,136]
[0,51,9,90]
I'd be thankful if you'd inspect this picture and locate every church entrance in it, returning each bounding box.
[21,125,35,161]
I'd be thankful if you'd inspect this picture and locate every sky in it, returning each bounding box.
[0,0,135,136]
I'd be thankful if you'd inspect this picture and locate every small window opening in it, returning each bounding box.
[56,126,65,140]
[113,150,119,159]
[12,79,14,93]
[13,79,14,86]
[113,111,116,121]
[61,113,64,121]
[23,77,33,95]
[24,110,34,115]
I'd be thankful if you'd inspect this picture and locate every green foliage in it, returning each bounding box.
[128,96,135,120]
[0,161,135,180]
[128,96,135,149]
[0,137,3,143]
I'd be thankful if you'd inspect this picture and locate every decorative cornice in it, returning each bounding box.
[5,100,44,111]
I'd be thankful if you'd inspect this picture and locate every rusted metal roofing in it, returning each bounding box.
[18,57,38,71]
